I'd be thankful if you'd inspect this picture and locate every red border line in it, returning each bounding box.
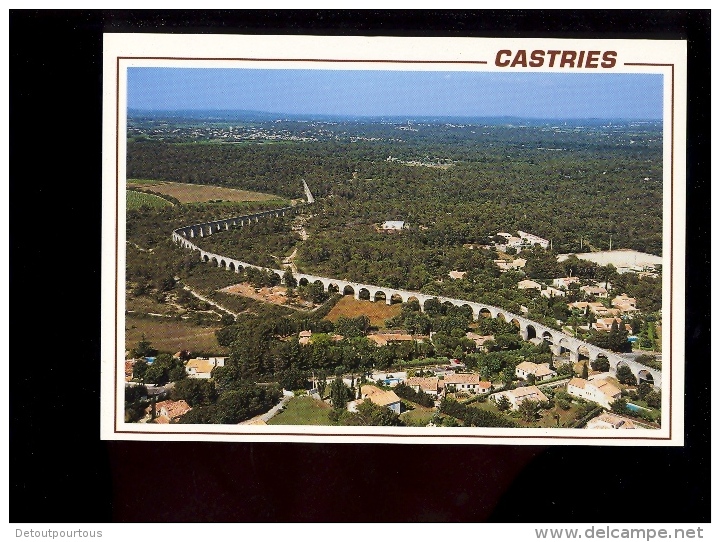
[118,56,488,64]
[114,57,120,433]
[625,62,674,441]
[112,57,675,441]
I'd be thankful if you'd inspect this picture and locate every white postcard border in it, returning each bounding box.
[101,34,687,445]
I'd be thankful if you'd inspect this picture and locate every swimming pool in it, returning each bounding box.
[626,402,649,413]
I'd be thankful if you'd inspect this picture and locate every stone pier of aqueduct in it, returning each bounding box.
[170,187,661,388]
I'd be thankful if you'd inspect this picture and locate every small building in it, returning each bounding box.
[568,301,591,312]
[566,377,622,410]
[518,279,543,291]
[587,302,619,317]
[360,385,402,414]
[541,287,566,298]
[185,357,225,379]
[380,220,406,232]
[406,376,440,396]
[448,270,467,280]
[515,361,557,382]
[298,330,313,345]
[153,399,192,423]
[612,293,639,313]
[552,276,580,289]
[494,386,548,410]
[585,412,637,430]
[466,332,494,350]
[367,371,407,387]
[592,318,632,333]
[580,285,608,298]
[517,230,550,249]
[443,373,489,394]
[367,333,415,347]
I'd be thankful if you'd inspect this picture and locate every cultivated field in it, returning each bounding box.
[127,179,279,203]
[126,190,172,209]
[324,296,403,328]
[267,396,332,425]
[125,314,227,355]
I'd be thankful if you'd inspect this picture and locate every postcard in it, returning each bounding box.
[101,33,686,444]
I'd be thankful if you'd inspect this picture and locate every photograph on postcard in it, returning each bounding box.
[101,35,686,444]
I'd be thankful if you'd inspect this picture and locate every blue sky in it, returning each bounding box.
[128,68,662,120]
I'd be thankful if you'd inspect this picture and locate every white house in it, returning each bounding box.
[541,287,566,298]
[566,377,622,410]
[380,220,406,232]
[517,230,550,249]
[553,276,580,289]
[515,361,557,382]
[185,357,225,379]
[443,373,491,395]
[494,386,548,410]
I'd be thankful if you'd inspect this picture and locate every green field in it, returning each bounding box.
[126,190,172,209]
[267,396,333,425]
[125,314,227,355]
[400,404,435,427]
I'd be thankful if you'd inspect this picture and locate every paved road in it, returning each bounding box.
[240,391,295,424]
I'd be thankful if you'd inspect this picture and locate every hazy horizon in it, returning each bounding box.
[128,68,663,121]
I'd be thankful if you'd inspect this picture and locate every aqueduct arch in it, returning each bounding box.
[170,193,662,387]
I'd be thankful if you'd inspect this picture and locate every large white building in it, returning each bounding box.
[567,377,622,410]
[517,230,550,249]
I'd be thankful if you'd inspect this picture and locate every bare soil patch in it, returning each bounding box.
[324,296,402,328]
[221,282,315,310]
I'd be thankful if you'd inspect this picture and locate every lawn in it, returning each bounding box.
[468,398,582,428]
[324,296,403,328]
[125,314,227,355]
[126,179,279,203]
[267,396,333,425]
[400,403,435,427]
[126,190,173,209]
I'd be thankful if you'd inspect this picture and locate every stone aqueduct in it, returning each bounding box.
[171,201,661,388]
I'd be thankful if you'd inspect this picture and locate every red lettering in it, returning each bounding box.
[495,50,512,67]
[601,51,617,68]
[576,51,585,68]
[510,50,527,67]
[585,50,601,68]
[529,50,545,67]
[546,50,561,67]
[560,50,577,68]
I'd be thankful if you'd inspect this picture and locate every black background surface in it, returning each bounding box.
[10,10,710,523]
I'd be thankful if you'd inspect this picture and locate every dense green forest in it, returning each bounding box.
[125,116,664,425]
[128,118,663,255]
